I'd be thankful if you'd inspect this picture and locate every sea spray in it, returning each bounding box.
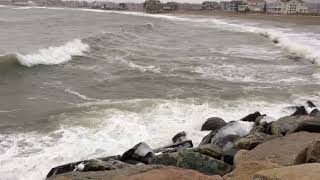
[15,39,89,67]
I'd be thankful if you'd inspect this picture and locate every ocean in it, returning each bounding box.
[0,6,320,180]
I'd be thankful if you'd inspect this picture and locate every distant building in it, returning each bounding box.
[0,0,12,5]
[238,1,249,12]
[267,2,282,13]
[178,3,202,11]
[126,3,144,12]
[229,0,241,11]
[202,1,219,10]
[246,0,266,12]
[163,2,178,11]
[118,3,128,10]
[220,1,231,11]
[144,0,162,13]
[280,0,307,14]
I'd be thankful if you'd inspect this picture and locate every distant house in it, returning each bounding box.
[246,0,266,12]
[0,0,12,5]
[178,3,202,11]
[163,2,178,11]
[220,1,231,11]
[229,0,241,11]
[280,0,307,14]
[238,1,249,12]
[202,1,219,10]
[144,0,162,13]
[118,3,128,10]
[126,3,144,12]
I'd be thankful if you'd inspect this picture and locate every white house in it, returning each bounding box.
[246,0,266,12]
[280,0,308,14]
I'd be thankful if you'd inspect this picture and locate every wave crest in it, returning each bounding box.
[0,39,89,67]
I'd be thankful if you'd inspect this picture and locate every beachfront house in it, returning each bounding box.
[144,0,162,13]
[163,2,178,11]
[0,0,12,5]
[178,3,202,11]
[229,0,241,11]
[202,1,220,10]
[280,0,308,14]
[220,1,231,11]
[238,1,249,12]
[246,0,266,12]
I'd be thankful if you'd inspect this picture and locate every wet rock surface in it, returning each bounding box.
[46,101,320,180]
[149,151,232,176]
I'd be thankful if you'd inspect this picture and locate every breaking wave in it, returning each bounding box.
[7,6,320,65]
[0,39,89,67]
[0,98,296,180]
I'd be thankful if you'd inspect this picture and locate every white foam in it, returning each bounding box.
[0,99,295,180]
[65,88,97,101]
[15,39,89,67]
[8,6,320,64]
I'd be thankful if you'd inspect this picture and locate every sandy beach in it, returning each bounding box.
[171,10,320,25]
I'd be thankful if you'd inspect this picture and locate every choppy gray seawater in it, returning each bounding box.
[1,6,320,180]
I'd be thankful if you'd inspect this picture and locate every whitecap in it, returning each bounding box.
[16,39,89,67]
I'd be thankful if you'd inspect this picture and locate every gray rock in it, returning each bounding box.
[172,131,187,144]
[199,131,217,146]
[234,132,279,150]
[190,144,222,159]
[212,134,240,148]
[309,109,320,117]
[120,142,155,164]
[201,117,226,131]
[46,157,128,178]
[149,151,232,176]
[293,119,320,133]
[271,116,315,135]
[240,112,261,122]
[291,106,308,116]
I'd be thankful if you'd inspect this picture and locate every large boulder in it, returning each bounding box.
[48,165,223,180]
[46,157,128,178]
[120,142,155,164]
[149,151,232,176]
[240,111,262,122]
[270,116,315,135]
[253,163,320,180]
[212,134,240,149]
[234,132,320,166]
[200,121,253,146]
[199,131,217,146]
[309,108,320,117]
[211,121,253,148]
[306,141,320,163]
[223,161,281,180]
[172,131,187,144]
[201,117,226,131]
[293,119,320,133]
[234,132,279,150]
[306,100,316,108]
[190,144,222,159]
[123,166,224,180]
[291,106,308,116]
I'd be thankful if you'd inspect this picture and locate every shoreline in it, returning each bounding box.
[170,10,320,26]
[47,101,320,180]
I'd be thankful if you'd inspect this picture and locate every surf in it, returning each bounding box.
[0,39,89,67]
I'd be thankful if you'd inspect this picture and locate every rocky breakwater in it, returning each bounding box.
[47,101,320,180]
